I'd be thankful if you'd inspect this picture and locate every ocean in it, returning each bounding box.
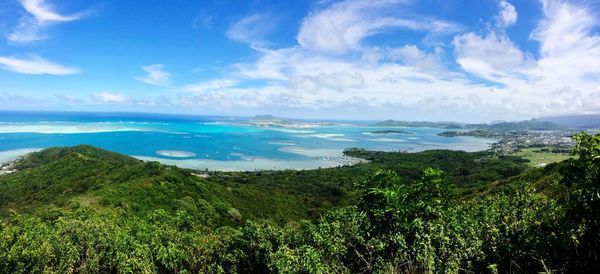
[0,111,494,171]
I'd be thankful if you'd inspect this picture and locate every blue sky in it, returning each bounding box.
[0,0,599,122]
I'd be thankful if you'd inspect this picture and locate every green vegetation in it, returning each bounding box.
[0,145,324,226]
[513,146,572,166]
[0,133,599,273]
[343,148,528,194]
[0,145,526,224]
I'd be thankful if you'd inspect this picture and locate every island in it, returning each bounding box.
[246,114,333,128]
[369,129,415,134]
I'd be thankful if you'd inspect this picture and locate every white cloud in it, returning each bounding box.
[448,0,600,118]
[497,0,517,27]
[8,17,46,43]
[519,0,600,114]
[389,45,446,73]
[312,71,365,90]
[180,41,515,120]
[6,0,594,121]
[178,2,497,120]
[226,13,276,47]
[9,0,88,43]
[0,55,80,75]
[452,1,523,81]
[135,64,171,86]
[290,71,365,93]
[531,0,600,58]
[0,92,40,106]
[20,0,83,22]
[234,47,300,80]
[92,92,130,104]
[182,0,600,121]
[182,78,239,93]
[453,33,532,81]
[296,0,461,54]
[55,94,83,105]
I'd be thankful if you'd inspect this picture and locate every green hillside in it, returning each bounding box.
[0,133,598,273]
[0,145,317,226]
[0,145,530,223]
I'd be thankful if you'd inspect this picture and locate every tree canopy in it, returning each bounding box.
[0,133,598,273]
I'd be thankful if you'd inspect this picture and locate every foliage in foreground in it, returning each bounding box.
[0,133,598,273]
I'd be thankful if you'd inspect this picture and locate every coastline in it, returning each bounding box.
[0,148,43,175]
[134,152,366,172]
[0,148,43,163]
[0,119,499,172]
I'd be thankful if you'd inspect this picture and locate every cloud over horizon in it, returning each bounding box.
[1,0,599,122]
[92,92,130,104]
[178,0,600,121]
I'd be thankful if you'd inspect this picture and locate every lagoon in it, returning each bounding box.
[0,111,495,171]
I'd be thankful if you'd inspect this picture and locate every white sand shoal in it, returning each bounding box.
[0,148,44,163]
[156,150,197,158]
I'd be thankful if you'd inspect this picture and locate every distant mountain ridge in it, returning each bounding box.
[376,115,599,130]
[374,120,464,129]
[485,119,567,131]
[375,119,567,131]
[253,114,281,121]
[537,114,600,129]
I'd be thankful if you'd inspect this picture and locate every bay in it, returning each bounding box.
[0,111,494,171]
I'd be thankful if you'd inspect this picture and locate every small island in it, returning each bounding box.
[436,131,465,137]
[369,130,414,135]
[247,114,333,128]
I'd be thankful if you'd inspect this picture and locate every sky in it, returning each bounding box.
[0,0,599,122]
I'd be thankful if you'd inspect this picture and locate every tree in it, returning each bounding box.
[560,132,600,271]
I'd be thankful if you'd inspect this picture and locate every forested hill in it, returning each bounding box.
[0,133,599,273]
[0,145,529,223]
[0,145,326,225]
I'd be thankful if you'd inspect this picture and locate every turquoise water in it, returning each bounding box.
[0,111,494,171]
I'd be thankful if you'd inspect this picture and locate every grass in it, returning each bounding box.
[513,147,573,167]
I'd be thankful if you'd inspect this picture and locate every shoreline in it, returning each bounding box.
[0,126,496,172]
[0,148,43,163]
[0,138,495,172]
[0,148,44,175]
[133,154,366,172]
